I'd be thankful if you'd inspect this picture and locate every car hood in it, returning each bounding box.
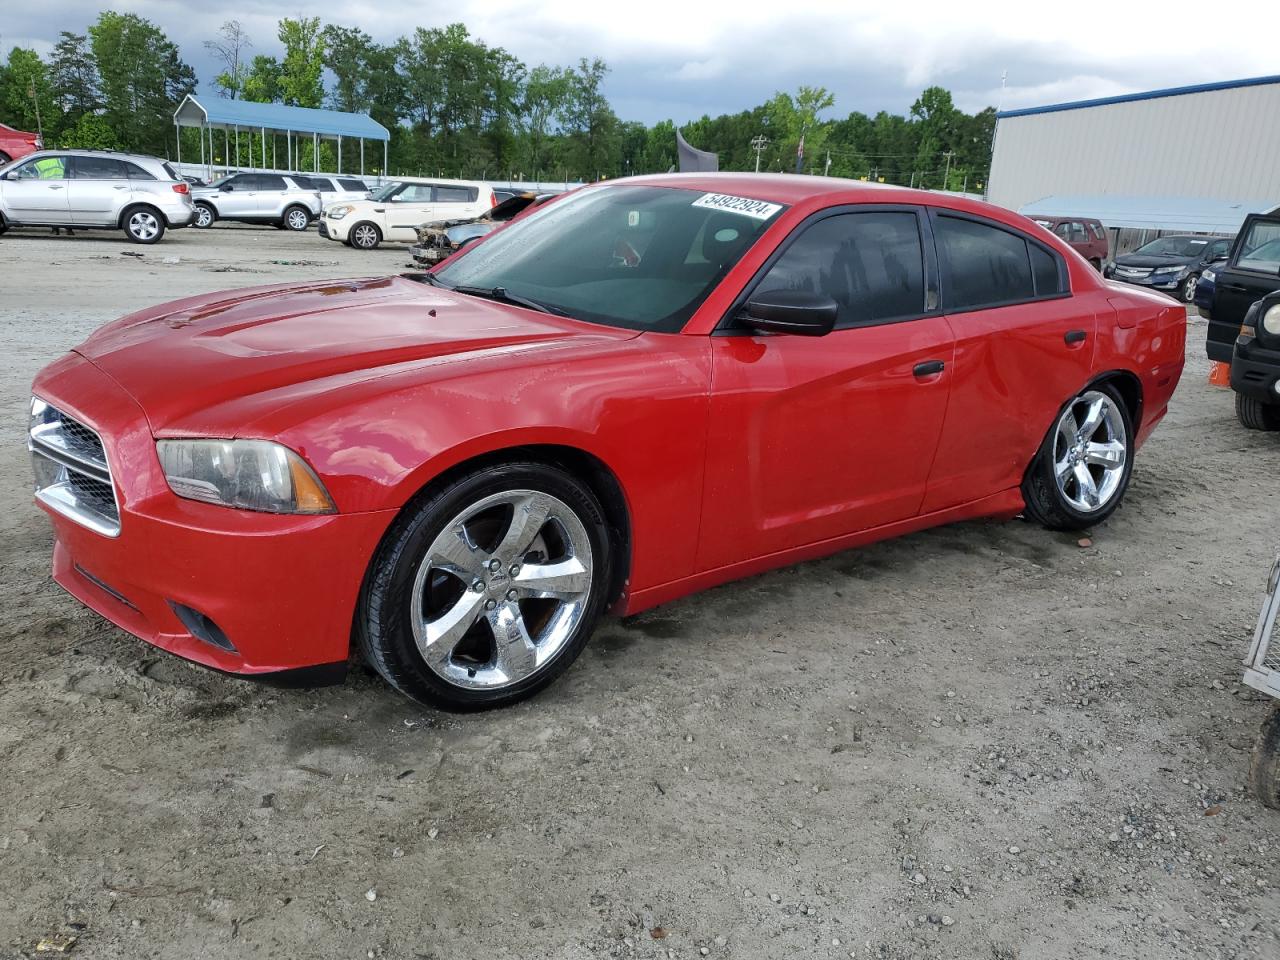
[74,275,636,433]
[1113,254,1194,268]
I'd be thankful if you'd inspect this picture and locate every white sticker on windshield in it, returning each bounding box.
[691,193,783,221]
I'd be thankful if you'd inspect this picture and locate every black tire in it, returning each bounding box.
[121,205,165,244]
[349,221,381,250]
[1250,704,1280,810]
[282,205,311,231]
[193,203,216,229]
[1236,391,1280,430]
[358,461,614,710]
[1180,273,1199,303]
[1022,381,1135,531]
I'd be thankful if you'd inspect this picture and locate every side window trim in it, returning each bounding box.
[926,207,1069,313]
[713,203,940,335]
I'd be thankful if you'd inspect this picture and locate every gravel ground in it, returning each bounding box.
[1,224,1278,960]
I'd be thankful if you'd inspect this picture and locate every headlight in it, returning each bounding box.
[1151,265,1184,275]
[1263,304,1280,338]
[157,439,335,514]
[1202,268,1215,283]
[327,204,354,220]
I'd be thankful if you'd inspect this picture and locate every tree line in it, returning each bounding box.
[0,11,994,190]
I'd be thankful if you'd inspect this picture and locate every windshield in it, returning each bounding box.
[434,185,786,332]
[1133,236,1210,258]
[370,182,400,202]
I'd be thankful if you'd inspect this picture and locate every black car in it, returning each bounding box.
[1105,234,1232,303]
[1205,213,1280,362]
[1230,288,1280,430]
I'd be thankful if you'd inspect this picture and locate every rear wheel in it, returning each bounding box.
[122,206,165,244]
[350,221,381,249]
[1022,383,1134,531]
[358,462,613,710]
[282,205,311,231]
[1250,704,1280,810]
[1236,392,1280,430]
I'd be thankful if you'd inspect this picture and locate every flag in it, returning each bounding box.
[794,134,805,174]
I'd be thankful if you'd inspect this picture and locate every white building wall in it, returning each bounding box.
[988,81,1280,212]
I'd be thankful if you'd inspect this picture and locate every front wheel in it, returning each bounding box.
[1022,383,1134,531]
[1180,273,1199,303]
[123,206,165,244]
[1236,392,1280,431]
[358,462,613,710]
[349,221,381,249]
[282,205,311,231]
[1251,704,1280,810]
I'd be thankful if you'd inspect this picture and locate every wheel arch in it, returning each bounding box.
[116,200,163,230]
[1091,368,1143,427]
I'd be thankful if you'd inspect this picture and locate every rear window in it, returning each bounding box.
[125,162,156,181]
[436,185,476,203]
[161,162,180,181]
[935,214,1064,310]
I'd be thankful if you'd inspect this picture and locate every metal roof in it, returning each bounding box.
[174,95,389,141]
[997,74,1280,119]
[1016,195,1277,234]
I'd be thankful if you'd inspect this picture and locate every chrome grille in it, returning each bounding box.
[29,398,120,537]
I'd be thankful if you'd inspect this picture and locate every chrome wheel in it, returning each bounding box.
[194,205,214,228]
[128,210,160,241]
[1181,274,1198,303]
[286,207,309,231]
[410,489,593,690]
[1052,390,1127,513]
[352,223,379,249]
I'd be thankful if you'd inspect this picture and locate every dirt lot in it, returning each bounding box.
[1,223,1278,960]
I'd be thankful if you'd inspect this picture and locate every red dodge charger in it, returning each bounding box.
[29,174,1185,709]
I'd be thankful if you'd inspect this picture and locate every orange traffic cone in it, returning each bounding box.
[1208,361,1231,388]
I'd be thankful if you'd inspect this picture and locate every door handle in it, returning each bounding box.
[913,360,945,377]
[113,185,127,190]
[1064,329,1088,345]
[48,184,64,190]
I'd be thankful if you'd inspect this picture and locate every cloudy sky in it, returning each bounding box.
[3,1,1275,123]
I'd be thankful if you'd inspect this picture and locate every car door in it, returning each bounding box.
[1210,216,1280,360]
[383,183,436,241]
[919,210,1096,513]
[66,155,130,225]
[213,174,255,218]
[251,174,289,218]
[697,206,955,570]
[2,154,71,223]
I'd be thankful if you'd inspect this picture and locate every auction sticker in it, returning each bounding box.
[691,193,783,221]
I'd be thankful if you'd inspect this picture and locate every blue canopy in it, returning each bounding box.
[174,94,389,141]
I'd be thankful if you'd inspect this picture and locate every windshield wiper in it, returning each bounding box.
[451,284,564,317]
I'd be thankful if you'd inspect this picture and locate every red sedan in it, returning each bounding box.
[29,174,1186,709]
[0,122,42,165]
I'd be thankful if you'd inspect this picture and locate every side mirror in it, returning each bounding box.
[743,289,838,336]
[220,184,233,192]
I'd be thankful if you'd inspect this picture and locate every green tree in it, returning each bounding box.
[766,86,835,173]
[205,20,252,100]
[87,12,194,154]
[0,47,56,140]
[321,24,374,112]
[277,16,325,107]
[48,32,99,131]
[242,55,282,103]
[560,58,619,179]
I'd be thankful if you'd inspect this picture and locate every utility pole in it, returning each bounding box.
[750,135,769,173]
[27,83,43,141]
[942,151,954,191]
[824,150,831,176]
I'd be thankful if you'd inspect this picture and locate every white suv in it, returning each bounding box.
[191,173,323,231]
[0,150,195,243]
[318,179,496,249]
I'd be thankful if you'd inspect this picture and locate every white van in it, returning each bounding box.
[317,178,495,250]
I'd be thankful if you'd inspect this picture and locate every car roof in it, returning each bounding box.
[21,148,166,165]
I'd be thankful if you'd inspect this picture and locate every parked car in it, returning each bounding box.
[1029,216,1109,270]
[1105,234,1232,303]
[409,191,552,267]
[0,150,193,243]
[29,174,1186,709]
[190,173,322,230]
[0,122,42,164]
[291,174,371,208]
[1240,551,1280,809]
[1204,213,1280,362]
[1228,288,1280,430]
[317,178,496,249]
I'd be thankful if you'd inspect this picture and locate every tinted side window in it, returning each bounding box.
[338,178,367,191]
[935,215,1035,310]
[755,211,926,327]
[70,156,127,179]
[123,162,156,181]
[395,184,432,202]
[1029,244,1065,296]
[256,174,288,191]
[436,185,476,203]
[1090,222,1107,240]
[1052,222,1071,240]
[1069,222,1087,243]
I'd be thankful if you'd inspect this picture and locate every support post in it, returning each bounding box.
[234,125,240,168]
[176,123,182,167]
[262,127,266,169]
[383,140,388,180]
[338,136,342,174]
[360,139,365,176]
[313,132,318,172]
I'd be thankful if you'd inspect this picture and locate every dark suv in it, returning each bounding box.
[1030,217,1108,270]
[1204,214,1280,363]
[1106,234,1232,303]
[1229,289,1280,430]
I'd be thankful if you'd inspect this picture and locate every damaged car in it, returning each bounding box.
[409,191,553,267]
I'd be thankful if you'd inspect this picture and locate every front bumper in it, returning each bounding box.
[1230,337,1280,403]
[317,216,349,242]
[1108,271,1188,294]
[408,243,448,266]
[31,352,396,680]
